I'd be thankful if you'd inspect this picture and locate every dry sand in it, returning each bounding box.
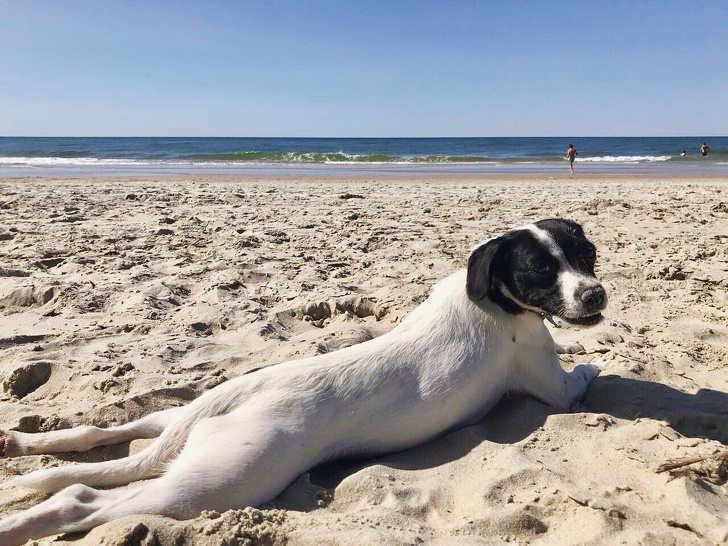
[0,174,727,545]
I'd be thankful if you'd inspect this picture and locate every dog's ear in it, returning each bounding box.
[467,237,504,302]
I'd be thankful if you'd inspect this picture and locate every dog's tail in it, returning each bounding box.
[7,380,249,493]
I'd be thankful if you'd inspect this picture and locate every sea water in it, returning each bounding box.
[0,136,726,176]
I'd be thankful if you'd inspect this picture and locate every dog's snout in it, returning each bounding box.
[581,285,606,309]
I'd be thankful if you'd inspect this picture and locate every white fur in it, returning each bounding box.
[0,264,604,546]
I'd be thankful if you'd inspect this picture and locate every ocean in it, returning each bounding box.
[0,136,726,176]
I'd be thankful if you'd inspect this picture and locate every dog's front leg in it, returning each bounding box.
[515,352,605,411]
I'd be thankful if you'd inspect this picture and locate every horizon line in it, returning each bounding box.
[1,135,726,139]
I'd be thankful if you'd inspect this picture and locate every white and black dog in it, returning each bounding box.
[0,219,607,545]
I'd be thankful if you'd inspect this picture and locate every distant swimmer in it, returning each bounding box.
[700,142,710,156]
[680,150,687,156]
[566,143,578,174]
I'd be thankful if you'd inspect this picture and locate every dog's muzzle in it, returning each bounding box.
[563,284,607,326]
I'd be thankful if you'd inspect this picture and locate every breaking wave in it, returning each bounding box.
[0,153,675,167]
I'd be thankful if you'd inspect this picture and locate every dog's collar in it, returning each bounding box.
[536,310,561,328]
[496,282,561,327]
[490,282,561,328]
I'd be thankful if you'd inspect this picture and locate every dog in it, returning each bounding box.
[0,218,607,545]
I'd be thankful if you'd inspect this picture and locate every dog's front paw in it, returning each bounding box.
[566,361,608,408]
[555,341,584,354]
[588,359,609,375]
[572,360,608,384]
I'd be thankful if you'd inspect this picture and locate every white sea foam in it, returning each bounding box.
[0,157,145,166]
[0,154,674,167]
[578,155,671,163]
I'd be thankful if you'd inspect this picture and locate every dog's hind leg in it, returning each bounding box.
[3,406,193,494]
[0,458,283,546]
[0,405,185,458]
[149,404,312,512]
[0,408,311,545]
[0,484,126,546]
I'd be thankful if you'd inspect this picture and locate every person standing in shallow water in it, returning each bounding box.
[700,142,710,156]
[566,143,578,174]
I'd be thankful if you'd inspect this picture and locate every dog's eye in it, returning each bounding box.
[531,261,553,275]
[582,247,596,260]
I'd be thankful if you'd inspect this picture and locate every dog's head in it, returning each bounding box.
[467,219,607,326]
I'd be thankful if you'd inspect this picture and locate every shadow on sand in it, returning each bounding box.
[304,374,728,503]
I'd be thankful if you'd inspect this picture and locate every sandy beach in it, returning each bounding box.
[0,174,727,545]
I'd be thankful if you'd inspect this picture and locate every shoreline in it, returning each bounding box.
[1,175,727,545]
[1,160,727,179]
[2,172,728,183]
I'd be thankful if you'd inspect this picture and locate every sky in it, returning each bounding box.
[0,1,726,137]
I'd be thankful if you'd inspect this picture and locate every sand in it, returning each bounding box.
[0,174,727,545]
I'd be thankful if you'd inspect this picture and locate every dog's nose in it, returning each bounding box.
[581,285,606,310]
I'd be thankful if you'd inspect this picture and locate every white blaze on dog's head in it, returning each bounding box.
[467,219,607,325]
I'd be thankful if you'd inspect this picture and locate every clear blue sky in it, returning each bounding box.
[1,0,726,137]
